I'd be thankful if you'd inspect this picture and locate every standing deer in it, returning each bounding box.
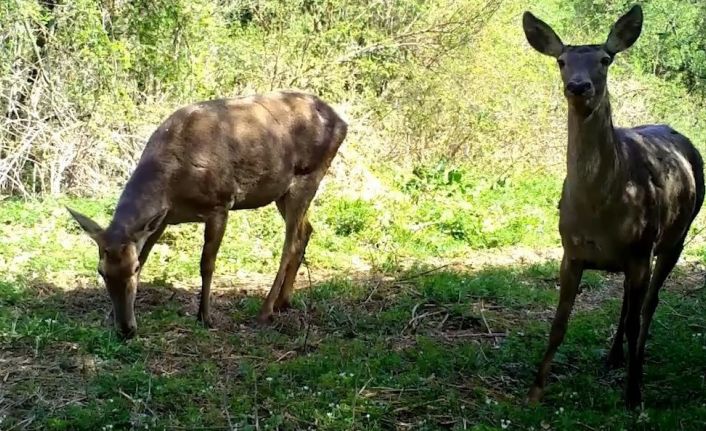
[67,91,347,339]
[522,5,704,408]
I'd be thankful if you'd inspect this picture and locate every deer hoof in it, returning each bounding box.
[197,313,213,329]
[257,311,274,325]
[273,298,292,312]
[526,386,544,405]
[606,347,625,369]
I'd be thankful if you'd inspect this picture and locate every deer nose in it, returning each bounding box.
[565,81,593,96]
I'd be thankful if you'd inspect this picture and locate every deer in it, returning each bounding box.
[522,5,704,408]
[67,91,347,340]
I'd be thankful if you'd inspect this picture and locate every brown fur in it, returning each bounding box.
[523,6,704,408]
[68,91,347,338]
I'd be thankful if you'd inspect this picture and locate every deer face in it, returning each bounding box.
[98,243,141,339]
[522,5,643,113]
[67,207,165,340]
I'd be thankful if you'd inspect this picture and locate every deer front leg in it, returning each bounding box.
[198,211,228,328]
[624,256,651,409]
[528,256,583,403]
[138,224,167,271]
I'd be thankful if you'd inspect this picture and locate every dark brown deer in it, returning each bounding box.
[67,91,347,339]
[523,5,704,408]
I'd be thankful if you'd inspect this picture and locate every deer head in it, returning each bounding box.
[67,207,166,339]
[522,5,643,115]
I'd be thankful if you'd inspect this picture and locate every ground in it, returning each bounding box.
[2,244,705,430]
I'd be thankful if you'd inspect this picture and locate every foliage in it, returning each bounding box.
[3,1,706,427]
[554,0,706,95]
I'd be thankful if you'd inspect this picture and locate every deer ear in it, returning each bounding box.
[67,207,104,244]
[605,5,643,55]
[130,209,167,241]
[523,11,564,58]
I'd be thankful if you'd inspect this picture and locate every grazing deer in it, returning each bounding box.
[522,5,704,408]
[67,91,347,339]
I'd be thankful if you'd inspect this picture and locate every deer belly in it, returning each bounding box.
[231,174,295,210]
[562,234,622,267]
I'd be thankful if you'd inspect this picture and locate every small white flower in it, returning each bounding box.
[266,377,273,382]
[303,386,309,390]
[501,419,511,429]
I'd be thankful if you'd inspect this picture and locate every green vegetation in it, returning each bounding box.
[3,0,706,429]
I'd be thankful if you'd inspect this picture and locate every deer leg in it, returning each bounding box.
[274,219,313,311]
[198,211,228,328]
[138,224,167,269]
[637,244,682,370]
[607,283,628,369]
[624,256,651,409]
[528,256,583,403]
[259,176,319,322]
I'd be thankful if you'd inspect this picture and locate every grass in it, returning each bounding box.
[2,174,706,429]
[2,262,705,430]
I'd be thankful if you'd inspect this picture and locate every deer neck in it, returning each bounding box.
[106,159,169,246]
[566,93,621,192]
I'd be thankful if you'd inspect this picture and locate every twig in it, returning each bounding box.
[222,374,234,430]
[479,300,499,343]
[117,388,137,405]
[395,264,452,283]
[276,351,296,362]
[364,280,382,303]
[253,371,260,431]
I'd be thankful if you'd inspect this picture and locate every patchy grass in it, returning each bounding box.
[2,257,706,429]
[2,175,706,429]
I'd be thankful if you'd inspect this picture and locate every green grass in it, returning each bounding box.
[2,261,705,430]
[0,171,563,283]
[2,174,706,429]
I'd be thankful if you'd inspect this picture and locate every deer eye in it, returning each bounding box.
[132,263,141,274]
[557,58,565,68]
[601,56,612,66]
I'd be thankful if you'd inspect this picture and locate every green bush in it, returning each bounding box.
[325,198,377,237]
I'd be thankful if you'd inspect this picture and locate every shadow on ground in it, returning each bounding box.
[1,260,705,430]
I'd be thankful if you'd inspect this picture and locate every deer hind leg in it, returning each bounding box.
[528,256,583,403]
[274,212,313,312]
[258,175,320,323]
[607,283,628,369]
[198,210,229,328]
[636,243,682,370]
[624,256,652,409]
